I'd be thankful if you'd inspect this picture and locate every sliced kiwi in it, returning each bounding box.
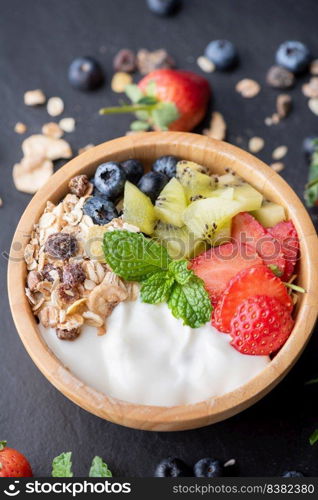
[233,184,263,211]
[183,197,241,244]
[154,177,187,227]
[251,201,286,227]
[210,187,235,200]
[210,220,232,247]
[153,221,208,259]
[123,181,156,235]
[216,172,241,187]
[176,160,215,201]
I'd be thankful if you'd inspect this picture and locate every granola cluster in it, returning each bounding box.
[24,175,139,340]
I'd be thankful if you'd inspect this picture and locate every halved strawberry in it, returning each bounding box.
[230,295,294,355]
[211,264,293,333]
[268,220,299,281]
[190,242,263,305]
[232,212,286,276]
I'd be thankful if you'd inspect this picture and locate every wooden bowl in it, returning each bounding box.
[8,132,318,431]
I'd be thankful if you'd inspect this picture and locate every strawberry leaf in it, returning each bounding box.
[0,441,7,451]
[152,101,179,130]
[130,120,150,131]
[125,84,143,103]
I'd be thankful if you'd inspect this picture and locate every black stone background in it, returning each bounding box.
[0,0,318,477]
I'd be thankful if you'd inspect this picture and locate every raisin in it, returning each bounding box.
[56,327,80,341]
[57,283,80,305]
[42,263,63,282]
[63,263,85,286]
[113,49,137,73]
[68,174,89,197]
[45,233,77,259]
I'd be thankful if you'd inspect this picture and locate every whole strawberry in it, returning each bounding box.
[100,69,211,132]
[230,295,294,355]
[0,441,33,477]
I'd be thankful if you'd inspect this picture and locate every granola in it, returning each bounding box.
[24,177,139,341]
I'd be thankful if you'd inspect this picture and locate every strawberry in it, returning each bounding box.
[0,441,33,477]
[268,220,299,281]
[190,242,263,305]
[232,212,286,276]
[211,264,293,333]
[100,69,211,132]
[230,295,294,355]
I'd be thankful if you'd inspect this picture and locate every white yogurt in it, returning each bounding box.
[40,299,269,406]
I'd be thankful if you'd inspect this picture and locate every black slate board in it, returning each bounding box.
[1,0,318,477]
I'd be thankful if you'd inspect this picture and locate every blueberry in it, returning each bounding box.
[83,196,118,225]
[121,159,144,185]
[146,0,181,16]
[276,41,312,74]
[152,155,179,179]
[282,471,304,478]
[68,56,104,91]
[154,457,191,477]
[137,172,169,203]
[94,162,126,200]
[205,40,238,70]
[303,136,318,157]
[194,458,223,478]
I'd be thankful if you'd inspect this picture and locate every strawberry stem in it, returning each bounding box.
[99,103,158,115]
[284,282,306,293]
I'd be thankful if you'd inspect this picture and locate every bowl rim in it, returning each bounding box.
[7,131,318,431]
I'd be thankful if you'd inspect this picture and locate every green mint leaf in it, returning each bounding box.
[151,101,179,130]
[305,149,318,206]
[169,260,193,285]
[52,452,73,477]
[138,96,158,105]
[141,270,175,304]
[130,120,150,131]
[89,456,112,477]
[168,276,212,328]
[103,230,172,281]
[268,264,283,277]
[146,80,156,97]
[0,441,7,451]
[125,84,144,103]
[309,429,318,446]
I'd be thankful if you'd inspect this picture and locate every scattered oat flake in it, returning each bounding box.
[270,162,284,172]
[203,111,226,141]
[248,137,264,154]
[59,117,75,133]
[310,59,318,75]
[302,77,318,98]
[276,94,292,119]
[0,197,3,207]
[264,116,273,126]
[272,145,288,160]
[308,98,318,116]
[111,72,133,93]
[13,159,54,194]
[22,134,72,160]
[42,122,63,139]
[235,79,261,98]
[24,89,46,106]
[14,122,27,134]
[78,144,94,155]
[197,55,215,73]
[47,97,64,117]
[271,112,280,124]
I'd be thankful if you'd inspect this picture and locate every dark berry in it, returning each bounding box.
[276,41,312,74]
[68,56,104,91]
[113,49,137,73]
[282,471,304,478]
[154,457,191,477]
[266,65,295,89]
[121,159,144,184]
[146,0,181,16]
[194,458,223,478]
[152,155,179,178]
[68,175,90,197]
[83,196,118,225]
[56,327,80,341]
[137,171,169,203]
[303,136,318,157]
[205,40,238,70]
[63,263,85,287]
[94,162,126,200]
[45,233,78,259]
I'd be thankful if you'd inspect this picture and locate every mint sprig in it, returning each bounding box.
[52,452,73,477]
[309,429,318,446]
[103,231,212,328]
[99,82,180,131]
[305,147,318,207]
[89,456,112,477]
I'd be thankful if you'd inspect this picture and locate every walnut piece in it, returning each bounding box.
[68,175,89,197]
